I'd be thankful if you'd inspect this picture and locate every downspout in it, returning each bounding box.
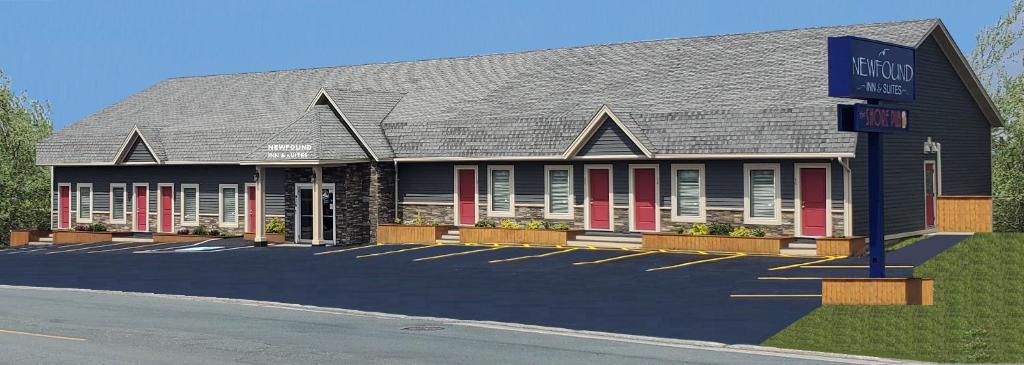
[935,142,943,195]
[394,160,399,220]
[836,157,853,238]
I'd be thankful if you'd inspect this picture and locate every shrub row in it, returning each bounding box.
[674,223,766,237]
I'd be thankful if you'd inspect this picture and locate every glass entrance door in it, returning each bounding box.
[295,183,336,244]
[321,184,335,244]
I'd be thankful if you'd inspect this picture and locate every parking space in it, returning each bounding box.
[0,238,936,344]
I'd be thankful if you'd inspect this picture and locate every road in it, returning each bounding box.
[0,286,901,365]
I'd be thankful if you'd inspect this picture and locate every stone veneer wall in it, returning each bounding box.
[55,210,245,235]
[282,164,395,245]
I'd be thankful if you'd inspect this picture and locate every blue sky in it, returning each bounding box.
[0,0,1011,130]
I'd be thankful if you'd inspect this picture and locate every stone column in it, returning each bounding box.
[254,167,267,245]
[368,162,396,244]
[312,166,323,245]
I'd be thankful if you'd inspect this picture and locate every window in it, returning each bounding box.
[219,184,238,227]
[110,183,126,224]
[544,166,573,219]
[76,183,93,223]
[671,164,705,222]
[181,184,199,226]
[487,165,514,217]
[744,164,781,224]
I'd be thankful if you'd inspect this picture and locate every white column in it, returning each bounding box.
[255,167,267,244]
[312,166,323,245]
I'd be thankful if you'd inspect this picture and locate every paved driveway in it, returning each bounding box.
[0,236,962,344]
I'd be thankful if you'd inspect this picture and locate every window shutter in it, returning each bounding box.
[548,170,569,214]
[184,188,198,223]
[490,170,511,212]
[750,170,776,218]
[676,170,700,217]
[112,187,125,220]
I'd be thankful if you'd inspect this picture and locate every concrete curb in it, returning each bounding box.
[0,284,932,365]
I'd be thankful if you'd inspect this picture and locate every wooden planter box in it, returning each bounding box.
[822,278,934,305]
[642,233,794,254]
[376,224,453,244]
[816,236,867,257]
[459,227,581,246]
[242,232,286,243]
[937,196,992,233]
[153,233,222,243]
[8,230,50,247]
[53,231,114,244]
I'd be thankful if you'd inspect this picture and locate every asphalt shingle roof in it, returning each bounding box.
[36,19,940,164]
[242,104,369,162]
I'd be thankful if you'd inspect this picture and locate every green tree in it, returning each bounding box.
[0,70,53,246]
[970,0,1024,231]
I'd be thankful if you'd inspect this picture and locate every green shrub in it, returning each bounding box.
[177,228,190,235]
[266,218,285,234]
[474,220,496,228]
[525,220,545,230]
[751,226,766,237]
[708,222,733,236]
[191,226,208,236]
[89,223,107,232]
[729,226,753,237]
[687,223,710,235]
[548,222,572,231]
[209,229,221,236]
[499,219,521,229]
[411,213,426,226]
[393,217,402,224]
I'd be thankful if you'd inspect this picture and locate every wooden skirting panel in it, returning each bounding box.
[459,227,580,246]
[377,225,452,244]
[152,234,222,243]
[242,232,286,243]
[816,237,867,257]
[641,233,793,254]
[9,230,49,247]
[53,231,113,244]
[822,278,934,305]
[937,196,992,233]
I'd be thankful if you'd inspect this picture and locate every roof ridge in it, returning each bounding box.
[165,19,938,81]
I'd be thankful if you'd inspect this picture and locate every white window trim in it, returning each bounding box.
[583,164,614,231]
[453,165,480,226]
[156,183,175,233]
[244,183,257,233]
[132,183,149,232]
[794,163,832,237]
[109,183,127,224]
[627,164,661,232]
[544,165,574,220]
[219,184,239,228]
[180,184,200,227]
[743,163,782,225]
[486,165,515,217]
[76,183,94,224]
[670,164,706,223]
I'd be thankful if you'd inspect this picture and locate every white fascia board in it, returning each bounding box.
[563,105,653,159]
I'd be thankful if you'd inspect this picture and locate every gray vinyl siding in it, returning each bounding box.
[577,120,645,156]
[851,35,993,236]
[124,139,156,162]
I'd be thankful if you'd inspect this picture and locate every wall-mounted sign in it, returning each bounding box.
[265,144,312,160]
[828,36,916,102]
[837,104,910,133]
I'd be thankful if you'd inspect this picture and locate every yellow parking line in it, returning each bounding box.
[730,294,822,298]
[801,265,914,269]
[315,244,390,256]
[87,242,182,254]
[645,253,746,272]
[413,247,504,261]
[356,244,444,258]
[573,251,658,266]
[489,248,579,263]
[0,328,86,342]
[770,256,839,270]
[758,277,824,280]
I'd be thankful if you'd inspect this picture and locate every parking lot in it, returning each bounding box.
[0,237,940,344]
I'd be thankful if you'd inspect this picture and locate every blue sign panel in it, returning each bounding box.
[837,104,910,133]
[828,36,916,102]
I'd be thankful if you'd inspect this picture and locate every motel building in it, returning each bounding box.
[37,19,998,248]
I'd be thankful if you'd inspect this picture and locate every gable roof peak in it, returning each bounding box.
[112,125,162,164]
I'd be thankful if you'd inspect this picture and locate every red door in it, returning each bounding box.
[135,185,148,231]
[457,169,476,226]
[246,186,257,233]
[925,162,936,228]
[800,168,827,237]
[160,186,173,233]
[633,168,656,231]
[58,185,70,229]
[589,169,610,230]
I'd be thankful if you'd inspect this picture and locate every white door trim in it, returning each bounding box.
[453,165,479,226]
[794,163,832,238]
[57,183,71,229]
[627,164,660,233]
[584,164,614,231]
[132,183,149,232]
[157,183,175,233]
[244,183,257,233]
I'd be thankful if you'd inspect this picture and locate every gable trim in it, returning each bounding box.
[307,88,381,161]
[921,21,1004,127]
[112,126,161,164]
[563,105,653,159]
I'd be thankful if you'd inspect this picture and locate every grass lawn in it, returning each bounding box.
[763,233,1024,363]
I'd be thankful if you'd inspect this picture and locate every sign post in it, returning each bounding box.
[830,36,915,278]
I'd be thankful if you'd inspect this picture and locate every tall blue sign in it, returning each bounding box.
[829,36,916,102]
[829,36,916,279]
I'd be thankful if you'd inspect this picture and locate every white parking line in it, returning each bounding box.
[206,246,251,253]
[5,249,45,255]
[45,242,131,255]
[134,239,221,254]
[87,242,183,254]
